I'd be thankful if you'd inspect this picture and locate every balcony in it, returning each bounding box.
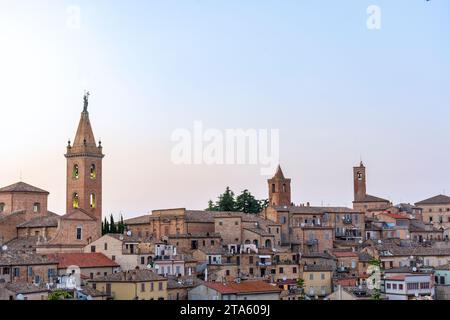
[306,239,318,246]
[343,218,353,225]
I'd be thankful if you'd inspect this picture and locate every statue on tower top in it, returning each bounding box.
[83,91,90,112]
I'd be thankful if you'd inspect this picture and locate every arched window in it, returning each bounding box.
[272,184,276,193]
[73,193,79,209]
[33,203,41,213]
[253,239,259,247]
[90,193,96,209]
[0,203,5,213]
[90,164,96,180]
[72,164,79,179]
[265,239,272,248]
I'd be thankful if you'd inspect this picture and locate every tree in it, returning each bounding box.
[117,214,125,234]
[109,214,117,234]
[207,187,268,214]
[102,217,110,235]
[48,290,73,300]
[236,189,262,214]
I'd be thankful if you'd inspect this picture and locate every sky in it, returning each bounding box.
[0,0,449,219]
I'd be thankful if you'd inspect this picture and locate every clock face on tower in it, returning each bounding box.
[357,172,363,181]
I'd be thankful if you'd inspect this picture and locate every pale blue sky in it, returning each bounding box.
[0,0,449,218]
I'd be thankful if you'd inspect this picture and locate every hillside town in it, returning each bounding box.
[1,96,450,301]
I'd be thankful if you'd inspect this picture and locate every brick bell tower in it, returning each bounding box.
[65,92,104,221]
[268,165,291,207]
[353,161,366,202]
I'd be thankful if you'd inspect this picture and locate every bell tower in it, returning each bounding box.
[65,92,104,221]
[268,165,291,207]
[353,161,366,202]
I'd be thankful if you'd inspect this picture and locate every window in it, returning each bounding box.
[235,221,239,226]
[72,164,79,179]
[392,283,397,290]
[112,255,116,261]
[387,283,391,289]
[249,257,254,264]
[279,267,284,274]
[420,282,429,289]
[73,193,79,209]
[219,221,223,226]
[90,164,97,179]
[211,240,215,246]
[249,268,254,275]
[90,273,94,279]
[293,267,297,274]
[76,226,82,240]
[91,246,96,253]
[141,257,145,264]
[399,284,404,290]
[13,268,20,278]
[141,283,146,292]
[28,267,33,277]
[158,282,163,291]
[226,270,230,276]
[90,193,96,209]
[0,203,4,213]
[104,243,108,250]
[272,184,276,193]
[282,184,286,192]
[151,283,154,291]
[321,273,325,280]
[309,274,314,280]
[33,203,41,213]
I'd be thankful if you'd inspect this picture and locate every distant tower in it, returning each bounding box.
[353,161,366,202]
[65,92,104,222]
[268,165,291,207]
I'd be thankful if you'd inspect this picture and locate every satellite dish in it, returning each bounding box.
[1,245,7,251]
[126,231,132,237]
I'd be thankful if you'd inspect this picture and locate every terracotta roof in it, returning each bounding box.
[4,282,50,294]
[17,213,59,228]
[0,251,58,266]
[416,195,450,206]
[273,205,359,214]
[0,182,49,194]
[333,251,359,258]
[355,194,390,203]
[204,280,281,295]
[90,270,165,282]
[386,275,406,281]
[378,213,409,220]
[303,264,334,272]
[123,215,151,225]
[48,253,119,269]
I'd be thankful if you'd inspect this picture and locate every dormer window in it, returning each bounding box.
[33,203,41,213]
[90,164,96,180]
[72,164,79,179]
[0,203,4,213]
[73,193,79,209]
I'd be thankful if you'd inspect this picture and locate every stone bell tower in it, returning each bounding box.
[65,92,104,222]
[268,165,291,207]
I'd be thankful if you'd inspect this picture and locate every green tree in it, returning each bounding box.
[207,187,268,214]
[48,290,73,300]
[110,214,117,233]
[102,217,110,235]
[236,189,262,214]
[216,187,237,211]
